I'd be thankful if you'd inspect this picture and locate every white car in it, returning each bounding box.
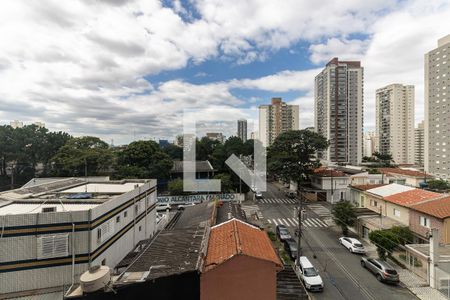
[339,237,366,254]
[156,203,171,212]
[296,256,324,292]
[177,203,196,210]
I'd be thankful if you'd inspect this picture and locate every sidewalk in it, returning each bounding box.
[387,259,448,300]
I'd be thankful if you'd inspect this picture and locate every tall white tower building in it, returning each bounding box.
[425,35,450,179]
[376,84,415,165]
[314,57,364,165]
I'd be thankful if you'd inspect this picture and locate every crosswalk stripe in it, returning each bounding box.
[316,219,328,227]
[272,219,278,225]
[308,218,319,227]
[303,219,314,227]
[287,218,296,226]
[311,218,324,227]
[277,218,284,225]
[268,219,272,224]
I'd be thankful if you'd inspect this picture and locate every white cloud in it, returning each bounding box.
[0,0,449,144]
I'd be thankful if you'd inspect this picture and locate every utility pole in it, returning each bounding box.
[296,183,303,264]
[84,158,88,193]
[10,163,15,190]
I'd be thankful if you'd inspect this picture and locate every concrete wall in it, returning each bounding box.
[200,255,278,300]
[384,202,409,226]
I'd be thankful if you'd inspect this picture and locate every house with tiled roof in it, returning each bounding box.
[378,168,434,187]
[409,195,450,244]
[355,184,442,241]
[201,218,282,300]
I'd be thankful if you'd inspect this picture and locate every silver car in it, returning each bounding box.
[361,257,400,284]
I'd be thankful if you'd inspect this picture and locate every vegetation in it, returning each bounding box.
[267,130,328,187]
[331,201,357,236]
[51,136,113,177]
[168,178,184,195]
[427,179,450,190]
[115,140,173,180]
[213,173,234,193]
[369,226,414,260]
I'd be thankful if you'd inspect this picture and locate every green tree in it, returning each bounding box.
[427,179,450,190]
[214,173,234,193]
[369,229,398,260]
[332,201,357,236]
[168,178,184,195]
[51,136,113,176]
[267,130,328,187]
[116,140,173,180]
[163,144,183,160]
[373,151,394,167]
[389,226,414,245]
[196,137,220,161]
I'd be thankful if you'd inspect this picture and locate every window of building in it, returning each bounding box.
[97,228,102,242]
[124,210,127,218]
[42,207,57,213]
[139,226,142,232]
[393,208,401,217]
[101,259,106,266]
[116,216,120,223]
[420,216,430,228]
[135,204,139,215]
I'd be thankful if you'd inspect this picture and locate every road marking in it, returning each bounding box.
[303,219,314,227]
[272,219,278,225]
[305,230,376,300]
[267,219,272,224]
[287,218,297,226]
[277,218,284,226]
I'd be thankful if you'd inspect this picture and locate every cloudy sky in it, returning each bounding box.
[0,0,449,145]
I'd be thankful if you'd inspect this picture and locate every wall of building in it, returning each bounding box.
[0,182,157,295]
[200,255,278,300]
[384,202,409,226]
[409,210,444,243]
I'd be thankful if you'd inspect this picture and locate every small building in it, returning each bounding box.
[201,219,282,300]
[378,168,434,187]
[310,169,350,203]
[170,160,215,180]
[0,177,157,298]
[349,184,387,208]
[409,195,450,244]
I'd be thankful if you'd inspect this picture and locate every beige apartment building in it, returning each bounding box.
[315,57,364,165]
[258,98,299,147]
[425,34,450,179]
[376,84,415,165]
[415,120,425,167]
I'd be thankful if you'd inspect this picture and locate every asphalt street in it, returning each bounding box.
[255,182,418,300]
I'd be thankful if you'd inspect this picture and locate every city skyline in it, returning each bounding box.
[0,1,449,144]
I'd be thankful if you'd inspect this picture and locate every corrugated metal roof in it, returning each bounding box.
[366,183,414,197]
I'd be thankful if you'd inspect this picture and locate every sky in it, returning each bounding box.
[0,0,449,145]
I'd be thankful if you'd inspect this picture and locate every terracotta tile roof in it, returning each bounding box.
[378,168,433,178]
[351,184,387,191]
[204,219,282,271]
[410,195,450,219]
[384,189,442,207]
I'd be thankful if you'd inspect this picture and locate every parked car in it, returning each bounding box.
[339,237,366,254]
[276,224,292,241]
[255,191,263,199]
[177,203,196,210]
[360,257,400,284]
[296,256,324,292]
[156,203,171,212]
[283,238,298,260]
[285,190,297,199]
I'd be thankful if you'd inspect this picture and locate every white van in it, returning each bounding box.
[296,256,324,292]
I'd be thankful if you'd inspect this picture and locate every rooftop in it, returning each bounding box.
[384,189,442,207]
[410,195,450,219]
[366,183,415,197]
[351,184,387,191]
[0,177,152,215]
[204,218,282,272]
[313,168,346,177]
[378,168,433,178]
[170,160,215,173]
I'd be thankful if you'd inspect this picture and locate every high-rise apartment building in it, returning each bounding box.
[415,120,425,167]
[314,57,364,165]
[206,132,224,143]
[364,131,378,157]
[10,120,23,129]
[376,84,415,165]
[237,119,247,142]
[258,98,299,147]
[425,35,450,179]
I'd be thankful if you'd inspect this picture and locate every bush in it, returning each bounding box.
[267,231,277,242]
